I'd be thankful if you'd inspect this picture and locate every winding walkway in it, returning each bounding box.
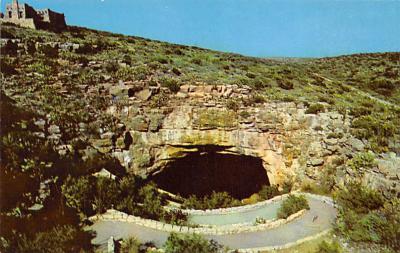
[89,194,336,251]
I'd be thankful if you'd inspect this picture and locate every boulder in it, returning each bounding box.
[135,88,152,101]
[349,137,365,151]
[176,92,189,98]
[376,154,400,180]
[309,158,324,166]
[325,138,338,146]
[179,85,190,93]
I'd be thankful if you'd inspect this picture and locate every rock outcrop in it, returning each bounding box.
[90,84,364,189]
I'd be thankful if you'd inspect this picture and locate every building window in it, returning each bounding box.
[9,11,12,18]
[19,11,23,17]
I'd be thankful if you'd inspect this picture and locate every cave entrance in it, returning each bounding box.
[151,148,269,199]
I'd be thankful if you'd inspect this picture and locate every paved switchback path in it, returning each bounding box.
[90,195,336,250]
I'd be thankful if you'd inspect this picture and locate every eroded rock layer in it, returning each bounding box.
[91,84,377,191]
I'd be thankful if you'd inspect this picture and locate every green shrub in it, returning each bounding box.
[115,67,135,81]
[157,56,169,64]
[306,103,325,114]
[243,94,265,106]
[104,60,119,73]
[319,165,337,194]
[0,56,18,76]
[282,94,296,102]
[196,109,237,128]
[351,115,396,143]
[258,185,280,200]
[163,209,188,226]
[191,58,202,65]
[277,79,294,90]
[334,181,384,214]
[122,54,132,65]
[281,180,294,194]
[277,194,310,219]
[327,132,344,139]
[76,55,89,66]
[150,92,169,108]
[94,177,120,214]
[239,110,251,118]
[205,191,241,209]
[246,72,256,79]
[252,94,266,103]
[1,40,18,56]
[164,233,223,253]
[27,61,53,76]
[347,152,376,171]
[336,209,382,243]
[369,77,396,96]
[61,175,95,217]
[133,65,151,81]
[226,99,240,112]
[118,175,140,203]
[316,240,343,253]
[349,104,373,117]
[172,67,182,76]
[120,237,141,253]
[251,78,269,90]
[160,78,181,93]
[39,44,59,58]
[378,200,400,251]
[138,183,165,220]
[12,225,93,253]
[182,191,241,210]
[335,194,400,251]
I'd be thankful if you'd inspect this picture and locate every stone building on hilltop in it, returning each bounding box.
[0,0,66,31]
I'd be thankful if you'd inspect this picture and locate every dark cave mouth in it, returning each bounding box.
[151,150,270,200]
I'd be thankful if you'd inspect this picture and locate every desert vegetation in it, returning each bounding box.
[277,195,310,219]
[334,182,399,252]
[1,22,399,253]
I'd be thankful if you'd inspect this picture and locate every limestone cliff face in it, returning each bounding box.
[91,84,360,188]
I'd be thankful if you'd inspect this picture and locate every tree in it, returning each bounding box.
[138,183,165,220]
[182,191,241,210]
[164,233,224,253]
[206,191,241,209]
[116,174,141,214]
[94,177,119,214]
[163,209,188,226]
[61,175,95,217]
[10,225,94,253]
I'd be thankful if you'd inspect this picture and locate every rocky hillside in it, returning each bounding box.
[1,23,400,252]
[2,22,399,185]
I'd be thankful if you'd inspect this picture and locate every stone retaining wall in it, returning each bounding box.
[90,209,305,235]
[90,193,334,235]
[178,193,287,216]
[235,229,332,253]
[176,192,335,216]
[89,209,305,236]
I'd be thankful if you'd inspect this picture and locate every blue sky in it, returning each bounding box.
[2,0,400,57]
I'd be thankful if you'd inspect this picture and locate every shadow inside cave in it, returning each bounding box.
[151,149,269,199]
